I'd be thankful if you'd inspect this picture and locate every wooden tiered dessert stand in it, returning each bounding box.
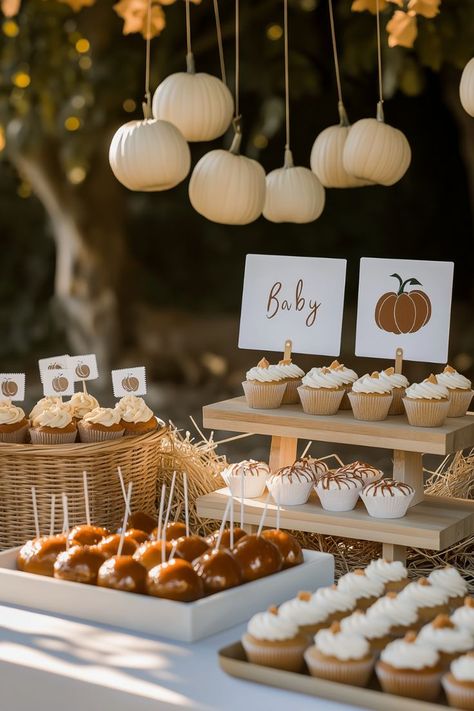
[196,396,474,563]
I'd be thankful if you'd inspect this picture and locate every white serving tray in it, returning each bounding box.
[0,548,334,643]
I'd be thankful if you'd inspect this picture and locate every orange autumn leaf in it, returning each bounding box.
[58,0,96,11]
[407,0,440,19]
[1,0,21,16]
[113,0,166,38]
[387,10,418,48]
[351,0,402,13]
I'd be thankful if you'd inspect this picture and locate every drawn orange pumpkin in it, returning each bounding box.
[1,379,18,398]
[75,363,90,379]
[375,273,431,335]
[122,375,139,392]
[52,375,69,393]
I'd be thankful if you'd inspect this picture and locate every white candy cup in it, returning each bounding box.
[222,471,268,499]
[360,490,415,519]
[316,485,361,512]
[267,479,313,506]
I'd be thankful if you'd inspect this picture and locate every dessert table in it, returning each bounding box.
[0,603,353,711]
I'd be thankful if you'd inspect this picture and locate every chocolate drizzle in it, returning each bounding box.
[363,479,414,497]
[318,472,364,491]
[227,460,269,478]
[337,461,383,481]
[272,464,315,484]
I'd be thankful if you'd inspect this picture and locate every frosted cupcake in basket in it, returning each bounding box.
[78,406,124,442]
[443,652,474,710]
[297,367,345,415]
[360,479,415,519]
[29,396,72,421]
[221,459,270,498]
[116,394,160,436]
[0,400,29,443]
[379,367,409,415]
[436,365,473,417]
[242,358,286,410]
[403,375,450,427]
[242,605,309,672]
[326,360,358,410]
[315,471,364,512]
[271,358,305,404]
[30,403,77,444]
[67,391,99,421]
[348,372,393,421]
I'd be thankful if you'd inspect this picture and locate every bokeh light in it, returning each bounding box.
[253,134,268,149]
[123,98,136,113]
[68,166,87,184]
[64,116,80,131]
[3,20,19,37]
[13,72,30,88]
[266,24,283,41]
[17,182,31,199]
[75,38,90,54]
[79,56,92,70]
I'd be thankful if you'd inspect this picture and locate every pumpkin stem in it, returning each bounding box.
[186,52,196,74]
[229,129,242,156]
[284,148,294,169]
[401,277,423,293]
[142,93,152,120]
[376,101,385,123]
[338,101,350,128]
[390,273,404,294]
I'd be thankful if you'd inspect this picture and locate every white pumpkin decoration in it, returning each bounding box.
[189,131,266,225]
[460,57,474,117]
[342,103,411,186]
[152,53,234,142]
[263,149,325,223]
[109,118,191,192]
[310,104,371,188]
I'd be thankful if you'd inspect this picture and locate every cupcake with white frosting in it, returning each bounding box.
[242,358,286,410]
[221,459,270,498]
[271,358,305,404]
[380,367,410,415]
[436,365,473,417]
[0,400,28,443]
[367,591,419,635]
[267,463,316,505]
[78,406,124,443]
[400,577,450,624]
[348,371,393,422]
[315,471,364,512]
[417,615,473,668]
[443,652,474,709]
[403,374,450,427]
[360,479,415,519]
[340,609,393,652]
[452,597,474,635]
[337,568,385,610]
[304,621,375,686]
[336,461,383,486]
[429,566,469,609]
[376,631,442,701]
[30,404,77,445]
[242,605,309,671]
[67,391,99,421]
[29,396,72,421]
[279,590,336,636]
[326,360,358,410]
[297,367,345,415]
[365,558,409,593]
[116,395,159,436]
[310,584,356,623]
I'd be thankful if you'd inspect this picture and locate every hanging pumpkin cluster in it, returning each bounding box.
[460,58,474,118]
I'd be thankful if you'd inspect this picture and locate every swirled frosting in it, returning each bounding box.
[32,404,73,429]
[29,396,72,420]
[310,584,356,614]
[451,653,474,681]
[405,375,449,401]
[68,392,99,419]
[428,566,468,598]
[247,609,299,641]
[352,372,392,395]
[379,367,409,390]
[400,578,449,608]
[222,460,270,482]
[314,625,370,661]
[365,559,408,585]
[293,456,328,480]
[436,365,471,391]
[271,359,304,380]
[336,462,383,484]
[380,634,439,670]
[279,591,330,626]
[0,401,25,425]
[83,407,121,427]
[316,473,364,492]
[301,367,344,390]
[367,592,418,627]
[340,610,392,639]
[116,395,154,423]
[362,480,414,498]
[452,598,474,633]
[337,569,385,599]
[327,360,358,384]
[246,358,285,383]
[417,616,473,654]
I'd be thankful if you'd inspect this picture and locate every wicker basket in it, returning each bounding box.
[0,426,167,550]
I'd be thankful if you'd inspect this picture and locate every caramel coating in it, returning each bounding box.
[127,511,157,535]
[206,528,247,550]
[54,545,106,585]
[261,529,303,569]
[192,549,242,594]
[164,522,188,541]
[97,555,147,594]
[133,540,173,571]
[67,525,109,547]
[174,535,209,563]
[123,529,149,546]
[147,558,204,602]
[96,534,138,559]
[232,534,282,582]
[17,534,67,577]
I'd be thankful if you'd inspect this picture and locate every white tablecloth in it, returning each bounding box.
[0,604,357,711]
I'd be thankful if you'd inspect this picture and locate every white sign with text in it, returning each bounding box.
[238,255,347,356]
[355,257,454,363]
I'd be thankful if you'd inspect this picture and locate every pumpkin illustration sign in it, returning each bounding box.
[112,366,147,398]
[1,379,18,398]
[375,274,432,335]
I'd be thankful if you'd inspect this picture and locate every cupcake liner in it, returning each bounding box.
[281,379,302,405]
[242,634,308,672]
[447,389,473,418]
[388,387,406,416]
[304,648,375,687]
[78,423,124,443]
[402,397,450,428]
[298,386,344,416]
[442,673,474,710]
[360,490,415,519]
[339,384,353,411]
[267,479,313,506]
[348,392,393,422]
[242,381,286,410]
[224,473,268,499]
[29,428,77,445]
[376,662,442,701]
[0,424,29,443]
[316,486,361,512]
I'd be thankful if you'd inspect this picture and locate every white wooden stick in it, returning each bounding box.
[240,471,244,527]
[117,482,132,556]
[161,509,167,563]
[301,441,312,458]
[189,415,207,443]
[183,472,189,537]
[168,541,178,562]
[164,471,176,530]
[276,489,281,531]
[50,494,56,536]
[62,493,69,549]
[83,471,90,526]
[117,466,131,516]
[214,498,232,552]
[320,453,345,467]
[156,483,166,541]
[31,487,40,539]
[257,494,271,537]
[230,493,234,548]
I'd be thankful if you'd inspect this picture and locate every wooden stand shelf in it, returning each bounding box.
[198,396,474,563]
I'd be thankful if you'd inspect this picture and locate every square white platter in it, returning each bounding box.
[0,548,334,643]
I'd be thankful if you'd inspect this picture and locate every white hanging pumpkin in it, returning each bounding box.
[189,131,266,225]
[310,104,372,188]
[152,54,234,142]
[342,103,411,186]
[263,149,325,223]
[460,57,474,117]
[109,118,191,191]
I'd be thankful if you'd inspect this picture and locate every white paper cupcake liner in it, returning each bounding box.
[242,381,286,410]
[316,486,361,512]
[298,386,344,416]
[447,388,473,418]
[281,379,302,405]
[388,387,406,416]
[376,662,442,700]
[223,471,268,499]
[0,424,29,443]
[304,648,374,687]
[442,673,474,710]
[242,634,308,672]
[78,423,125,443]
[348,392,393,421]
[29,428,77,445]
[403,397,450,427]
[267,479,313,506]
[360,490,415,519]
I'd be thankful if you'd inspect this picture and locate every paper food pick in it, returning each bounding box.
[42,368,75,397]
[69,354,99,382]
[38,355,70,383]
[0,373,25,401]
[31,486,40,539]
[117,482,133,557]
[111,367,147,398]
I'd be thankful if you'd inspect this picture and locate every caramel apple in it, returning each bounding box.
[163,521,187,541]
[17,534,67,577]
[126,511,156,535]
[97,555,147,594]
[123,529,149,546]
[232,534,282,582]
[133,539,174,571]
[206,528,247,550]
[261,529,303,569]
[147,558,204,602]
[192,548,242,594]
[67,524,109,547]
[174,535,209,563]
[96,534,138,559]
[54,545,106,584]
